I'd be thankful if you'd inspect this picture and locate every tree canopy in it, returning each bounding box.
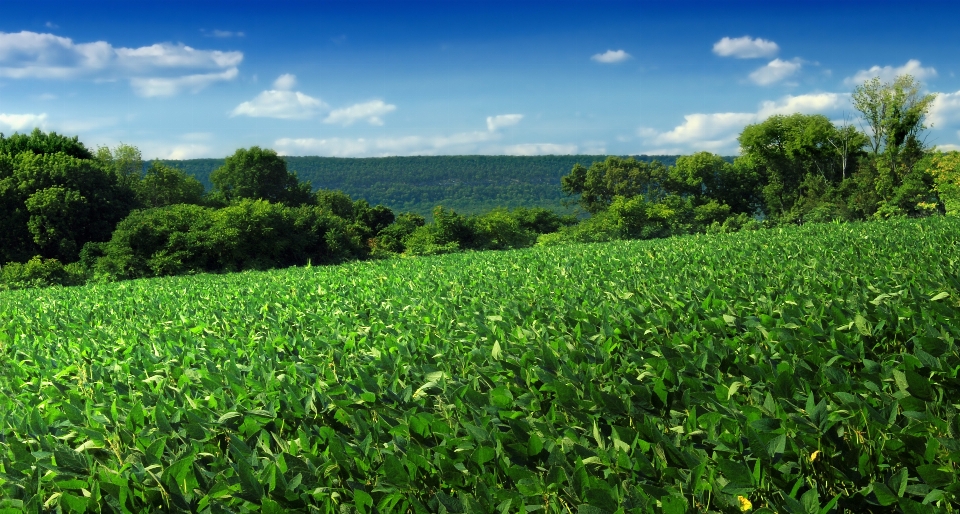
[210,146,312,205]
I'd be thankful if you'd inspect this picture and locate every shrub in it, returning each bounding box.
[0,256,86,291]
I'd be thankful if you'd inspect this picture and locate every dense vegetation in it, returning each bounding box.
[2,73,960,293]
[1,216,958,512]
[156,155,683,217]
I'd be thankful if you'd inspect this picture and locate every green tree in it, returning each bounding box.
[211,146,312,205]
[737,113,867,223]
[0,128,93,160]
[373,212,425,254]
[136,161,205,208]
[561,157,670,214]
[95,143,143,191]
[852,74,937,216]
[0,151,135,263]
[671,151,761,215]
[926,151,960,215]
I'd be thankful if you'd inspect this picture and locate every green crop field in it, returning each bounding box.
[1,217,959,513]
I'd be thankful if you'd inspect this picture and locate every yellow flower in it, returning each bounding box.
[810,450,820,463]
[738,496,753,512]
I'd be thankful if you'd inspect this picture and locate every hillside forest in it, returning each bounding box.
[151,154,686,217]
[2,73,960,290]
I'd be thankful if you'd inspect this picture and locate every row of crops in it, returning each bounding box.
[1,216,959,512]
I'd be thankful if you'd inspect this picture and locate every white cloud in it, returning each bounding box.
[206,29,245,38]
[486,113,523,131]
[323,100,396,126]
[648,112,756,150]
[131,68,239,97]
[275,130,501,157]
[273,73,296,90]
[45,22,58,29]
[756,92,847,117]
[713,36,779,59]
[114,43,241,70]
[231,89,327,119]
[503,143,578,155]
[0,112,48,132]
[639,93,849,154]
[636,127,658,138]
[0,31,242,95]
[749,58,802,85]
[164,144,213,159]
[845,59,937,85]
[591,49,631,64]
[929,90,960,127]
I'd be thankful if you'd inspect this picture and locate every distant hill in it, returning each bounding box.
[154,155,685,217]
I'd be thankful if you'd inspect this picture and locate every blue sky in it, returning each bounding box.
[2,0,960,159]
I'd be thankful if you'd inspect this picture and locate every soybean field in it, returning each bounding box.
[1,217,959,513]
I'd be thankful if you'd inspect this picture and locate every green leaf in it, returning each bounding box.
[904,370,934,400]
[58,492,88,514]
[382,453,409,486]
[354,490,374,514]
[490,386,513,408]
[916,464,954,488]
[767,434,786,460]
[854,313,872,336]
[660,495,687,514]
[800,488,819,514]
[872,482,898,506]
[262,498,284,514]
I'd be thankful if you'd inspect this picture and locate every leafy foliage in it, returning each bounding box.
[211,147,313,206]
[0,151,136,263]
[0,127,94,160]
[94,200,365,280]
[163,155,681,216]
[927,151,960,214]
[2,217,959,512]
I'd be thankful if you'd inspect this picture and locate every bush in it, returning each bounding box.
[94,200,368,279]
[0,256,86,291]
[373,213,425,255]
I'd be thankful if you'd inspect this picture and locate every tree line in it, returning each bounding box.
[2,73,959,290]
[154,154,684,217]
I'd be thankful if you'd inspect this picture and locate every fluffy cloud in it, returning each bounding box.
[845,59,937,85]
[275,130,497,157]
[755,93,846,117]
[503,143,578,156]
[749,58,802,85]
[231,89,327,119]
[712,36,779,59]
[486,113,523,131]
[591,49,631,64]
[132,68,239,97]
[929,90,960,127]
[0,112,47,131]
[0,30,241,94]
[323,100,396,126]
[639,93,849,154]
[273,73,296,90]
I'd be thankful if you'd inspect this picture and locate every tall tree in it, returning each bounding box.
[211,146,312,205]
[0,128,94,160]
[0,151,135,263]
[136,161,205,208]
[852,74,937,216]
[561,156,670,214]
[95,143,144,191]
[737,113,867,223]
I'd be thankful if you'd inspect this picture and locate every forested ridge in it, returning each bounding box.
[2,73,960,292]
[155,155,686,216]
